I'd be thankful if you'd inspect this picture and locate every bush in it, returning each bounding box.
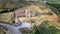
[32,24,60,34]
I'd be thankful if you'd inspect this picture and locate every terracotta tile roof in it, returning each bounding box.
[15,10,25,17]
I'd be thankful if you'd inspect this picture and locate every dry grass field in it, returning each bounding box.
[0,12,13,24]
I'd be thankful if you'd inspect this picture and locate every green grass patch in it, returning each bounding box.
[32,25,60,34]
[48,2,60,4]
[46,2,60,17]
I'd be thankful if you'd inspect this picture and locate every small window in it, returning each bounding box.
[18,15,26,17]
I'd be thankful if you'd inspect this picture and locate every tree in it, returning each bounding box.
[32,25,40,34]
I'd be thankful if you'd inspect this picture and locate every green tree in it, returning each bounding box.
[32,20,60,34]
[32,25,40,34]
